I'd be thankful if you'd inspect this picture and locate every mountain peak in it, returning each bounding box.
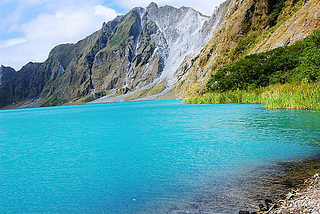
[148,2,159,9]
[0,65,16,86]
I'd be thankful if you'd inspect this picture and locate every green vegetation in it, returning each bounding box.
[107,13,136,48]
[186,31,320,109]
[40,97,68,107]
[229,34,257,60]
[267,0,287,27]
[207,30,320,92]
[184,81,320,109]
[84,91,107,103]
[184,88,261,104]
[260,81,319,109]
[146,82,166,97]
[108,24,128,47]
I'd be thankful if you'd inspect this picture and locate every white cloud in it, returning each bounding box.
[114,0,225,16]
[95,5,118,17]
[0,3,119,70]
[0,40,53,69]
[0,38,27,48]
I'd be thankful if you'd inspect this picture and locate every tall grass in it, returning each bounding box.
[260,81,320,109]
[183,81,320,110]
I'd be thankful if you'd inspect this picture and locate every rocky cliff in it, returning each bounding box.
[0,65,15,86]
[0,2,223,108]
[175,0,320,98]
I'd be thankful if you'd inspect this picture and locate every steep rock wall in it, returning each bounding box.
[175,0,320,98]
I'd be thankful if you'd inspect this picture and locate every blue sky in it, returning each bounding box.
[0,0,225,70]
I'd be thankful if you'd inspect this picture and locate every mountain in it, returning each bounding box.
[0,0,319,109]
[0,2,223,108]
[175,0,320,98]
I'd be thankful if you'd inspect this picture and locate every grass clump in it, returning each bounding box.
[183,89,261,104]
[184,81,320,110]
[260,81,320,109]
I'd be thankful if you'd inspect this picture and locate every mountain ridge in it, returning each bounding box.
[0,2,221,108]
[0,0,319,109]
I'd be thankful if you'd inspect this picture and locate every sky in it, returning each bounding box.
[0,0,225,70]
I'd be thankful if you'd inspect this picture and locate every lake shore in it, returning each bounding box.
[167,155,320,214]
[258,173,320,213]
[251,156,320,214]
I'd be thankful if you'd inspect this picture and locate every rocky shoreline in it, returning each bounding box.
[240,157,320,214]
[239,173,320,214]
[263,173,320,213]
[166,155,320,214]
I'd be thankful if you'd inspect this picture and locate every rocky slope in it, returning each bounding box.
[175,0,320,98]
[0,2,223,108]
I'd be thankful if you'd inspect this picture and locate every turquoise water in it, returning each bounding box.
[1,100,320,213]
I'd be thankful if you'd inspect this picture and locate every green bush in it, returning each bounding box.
[207,30,320,93]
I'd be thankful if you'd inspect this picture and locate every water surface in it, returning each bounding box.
[1,100,319,213]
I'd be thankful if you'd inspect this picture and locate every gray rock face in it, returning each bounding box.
[91,2,219,92]
[144,3,220,87]
[0,65,15,86]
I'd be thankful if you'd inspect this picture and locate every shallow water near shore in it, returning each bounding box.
[1,100,320,213]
